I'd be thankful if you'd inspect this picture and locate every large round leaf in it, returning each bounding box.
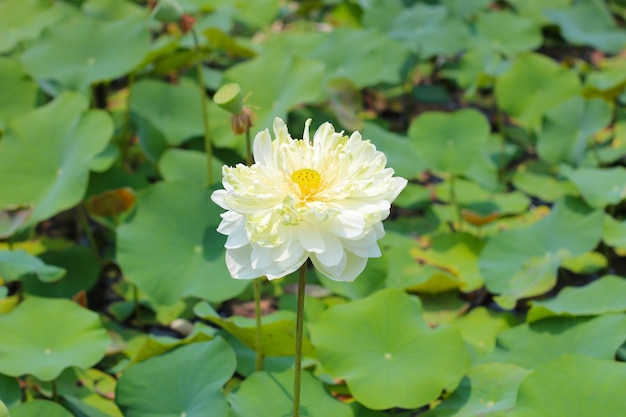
[495,53,580,130]
[0,249,65,283]
[21,13,151,92]
[130,79,206,146]
[0,297,110,381]
[479,197,603,309]
[408,109,490,175]
[159,149,224,186]
[228,369,353,417]
[389,3,469,58]
[544,0,626,53]
[116,338,235,417]
[0,374,20,409]
[10,400,73,417]
[509,355,626,417]
[474,11,542,56]
[527,275,626,322]
[225,39,325,133]
[562,166,626,208]
[537,97,612,165]
[309,288,469,410]
[484,314,626,369]
[0,58,37,129]
[0,0,71,53]
[422,363,531,417]
[22,245,100,298]
[117,181,248,306]
[0,92,113,224]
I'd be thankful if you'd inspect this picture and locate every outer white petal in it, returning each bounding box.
[225,246,258,279]
[216,211,243,235]
[312,250,368,282]
[329,210,366,239]
[224,225,249,249]
[253,129,273,167]
[314,233,344,267]
[298,224,325,254]
[211,189,230,210]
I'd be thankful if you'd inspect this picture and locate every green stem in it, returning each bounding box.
[292,263,307,417]
[78,205,100,262]
[390,408,396,417]
[253,278,264,371]
[450,174,463,232]
[245,126,253,166]
[191,28,213,187]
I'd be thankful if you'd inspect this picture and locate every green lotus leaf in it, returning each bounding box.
[310,288,468,410]
[117,181,248,306]
[129,322,215,365]
[452,307,517,359]
[544,0,626,53]
[441,46,508,95]
[306,28,410,87]
[82,0,146,20]
[229,369,352,417]
[130,79,206,146]
[484,314,626,369]
[116,338,235,417]
[435,177,530,216]
[10,400,73,417]
[479,197,603,308]
[562,166,626,208]
[408,109,491,175]
[22,245,100,298]
[361,122,427,179]
[225,41,325,133]
[0,297,110,381]
[361,0,405,32]
[0,374,20,410]
[405,232,485,293]
[0,0,72,53]
[584,57,626,99]
[511,168,577,202]
[422,363,531,417]
[194,302,315,357]
[473,11,542,56]
[56,367,122,417]
[537,97,612,165]
[527,275,626,322]
[0,92,113,224]
[390,3,470,58]
[159,149,224,186]
[495,53,580,130]
[20,13,150,92]
[509,355,626,417]
[494,251,567,310]
[0,58,37,129]
[441,0,493,19]
[559,251,607,274]
[0,249,65,283]
[0,400,6,417]
[604,214,626,252]
[503,0,569,24]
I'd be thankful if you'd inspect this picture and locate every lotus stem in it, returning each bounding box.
[292,263,307,417]
[253,278,264,371]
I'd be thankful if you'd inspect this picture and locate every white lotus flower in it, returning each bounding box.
[211,118,407,281]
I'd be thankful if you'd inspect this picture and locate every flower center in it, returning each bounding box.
[291,168,321,197]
